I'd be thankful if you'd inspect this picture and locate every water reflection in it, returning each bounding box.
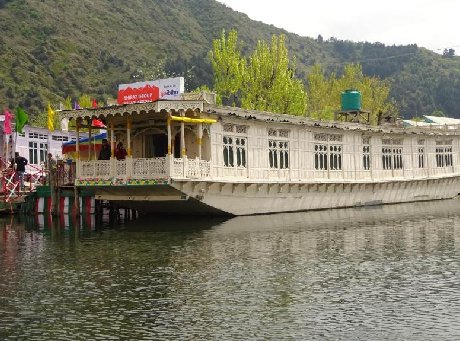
[1,200,460,339]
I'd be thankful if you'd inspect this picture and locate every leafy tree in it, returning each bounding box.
[209,29,246,106]
[210,31,306,115]
[63,96,72,110]
[241,34,307,115]
[442,48,455,58]
[306,63,396,123]
[78,94,92,108]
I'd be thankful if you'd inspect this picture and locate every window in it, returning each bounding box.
[29,142,38,164]
[52,135,69,141]
[314,133,343,170]
[382,138,403,170]
[29,142,48,165]
[222,124,248,168]
[418,139,425,168]
[269,140,289,169]
[363,137,371,170]
[436,140,453,167]
[268,128,290,169]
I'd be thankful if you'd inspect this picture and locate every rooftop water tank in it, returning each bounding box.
[341,89,361,111]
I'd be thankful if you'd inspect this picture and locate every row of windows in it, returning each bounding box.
[222,135,456,171]
[19,132,72,141]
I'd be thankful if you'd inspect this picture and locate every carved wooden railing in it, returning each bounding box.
[77,157,211,182]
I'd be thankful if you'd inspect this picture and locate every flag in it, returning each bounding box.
[15,107,28,134]
[61,118,69,132]
[92,118,106,128]
[47,103,55,131]
[3,109,12,134]
[73,101,81,110]
[92,99,98,108]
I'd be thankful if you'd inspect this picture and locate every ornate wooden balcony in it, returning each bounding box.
[75,156,211,186]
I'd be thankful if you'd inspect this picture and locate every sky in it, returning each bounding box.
[217,0,459,55]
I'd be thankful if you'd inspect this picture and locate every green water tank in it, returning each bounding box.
[341,89,361,111]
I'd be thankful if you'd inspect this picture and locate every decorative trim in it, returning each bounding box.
[75,178,169,186]
[60,100,204,120]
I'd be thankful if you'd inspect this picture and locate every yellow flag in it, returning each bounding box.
[47,103,55,131]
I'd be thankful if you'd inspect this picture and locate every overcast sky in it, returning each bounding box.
[217,0,459,55]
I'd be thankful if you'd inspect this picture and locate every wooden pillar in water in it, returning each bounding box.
[110,118,115,158]
[180,110,186,157]
[74,118,81,216]
[197,122,203,159]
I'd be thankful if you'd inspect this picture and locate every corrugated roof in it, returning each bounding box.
[424,115,460,125]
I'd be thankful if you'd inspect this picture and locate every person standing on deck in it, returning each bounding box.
[98,139,111,160]
[13,152,28,190]
[115,142,127,160]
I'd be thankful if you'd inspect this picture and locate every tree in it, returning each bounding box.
[442,48,455,58]
[306,63,396,123]
[208,29,246,106]
[210,31,306,115]
[241,34,306,115]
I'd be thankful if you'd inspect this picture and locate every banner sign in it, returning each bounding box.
[117,77,184,104]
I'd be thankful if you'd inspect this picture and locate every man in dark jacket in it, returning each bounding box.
[14,152,28,190]
[98,139,111,160]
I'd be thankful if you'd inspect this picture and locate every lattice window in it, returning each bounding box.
[418,147,425,168]
[223,136,247,168]
[268,128,277,137]
[202,124,211,134]
[314,133,328,142]
[278,129,289,138]
[314,144,328,170]
[363,137,371,170]
[269,140,289,169]
[329,145,342,170]
[313,133,343,170]
[382,138,403,170]
[235,125,247,134]
[435,140,453,167]
[223,124,234,132]
[329,134,343,142]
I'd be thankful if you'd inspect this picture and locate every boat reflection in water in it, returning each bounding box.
[1,199,460,339]
[220,198,460,232]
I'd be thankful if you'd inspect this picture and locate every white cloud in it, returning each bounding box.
[218,0,459,54]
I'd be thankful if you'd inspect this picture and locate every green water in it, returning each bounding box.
[1,200,460,340]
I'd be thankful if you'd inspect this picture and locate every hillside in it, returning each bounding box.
[0,0,459,118]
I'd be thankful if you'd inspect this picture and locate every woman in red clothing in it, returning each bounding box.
[115,142,127,160]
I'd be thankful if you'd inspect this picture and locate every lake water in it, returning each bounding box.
[1,200,460,340]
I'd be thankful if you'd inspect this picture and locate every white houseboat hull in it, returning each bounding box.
[96,175,460,216]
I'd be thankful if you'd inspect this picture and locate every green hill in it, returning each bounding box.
[0,0,459,118]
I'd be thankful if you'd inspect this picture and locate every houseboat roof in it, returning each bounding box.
[59,99,460,137]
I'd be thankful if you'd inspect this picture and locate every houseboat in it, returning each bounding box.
[59,93,460,216]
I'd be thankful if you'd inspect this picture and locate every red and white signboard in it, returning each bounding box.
[117,77,184,105]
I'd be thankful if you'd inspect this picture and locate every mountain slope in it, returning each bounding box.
[0,0,459,118]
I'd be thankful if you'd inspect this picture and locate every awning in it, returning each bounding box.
[62,132,107,154]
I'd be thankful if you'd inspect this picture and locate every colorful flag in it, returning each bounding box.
[3,109,12,134]
[92,99,98,108]
[47,103,55,131]
[15,107,28,134]
[73,101,81,110]
[92,118,106,128]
